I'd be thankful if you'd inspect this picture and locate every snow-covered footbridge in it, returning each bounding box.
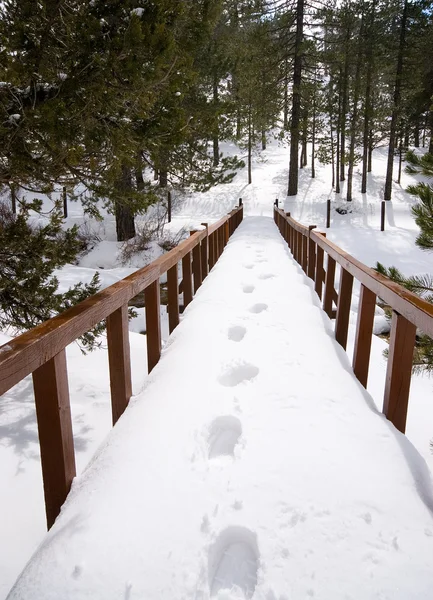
[2,207,433,599]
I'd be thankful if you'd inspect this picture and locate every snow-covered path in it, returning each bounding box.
[8,217,433,600]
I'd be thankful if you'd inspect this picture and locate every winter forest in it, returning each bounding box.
[1,0,433,598]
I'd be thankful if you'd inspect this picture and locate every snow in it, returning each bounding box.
[1,136,433,598]
[7,217,433,600]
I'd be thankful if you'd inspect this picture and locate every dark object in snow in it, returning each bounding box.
[335,206,352,215]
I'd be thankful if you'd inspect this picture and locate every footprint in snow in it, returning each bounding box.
[258,273,275,280]
[209,526,259,599]
[228,325,247,342]
[218,362,259,387]
[208,416,242,459]
[249,303,268,314]
[243,264,254,270]
[242,284,255,294]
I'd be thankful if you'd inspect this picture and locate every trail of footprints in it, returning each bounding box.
[204,249,275,598]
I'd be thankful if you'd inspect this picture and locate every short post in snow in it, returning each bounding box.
[238,198,243,207]
[274,198,279,208]
[167,191,172,224]
[63,186,68,218]
[326,199,331,229]
[380,201,385,232]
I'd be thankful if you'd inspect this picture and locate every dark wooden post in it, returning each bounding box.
[302,234,308,273]
[314,233,326,300]
[323,255,336,318]
[144,280,162,373]
[335,268,354,350]
[209,232,215,270]
[380,201,385,232]
[167,191,172,224]
[326,199,331,228]
[167,264,180,334]
[239,198,243,207]
[182,252,193,307]
[224,220,229,247]
[307,226,316,280]
[200,224,209,279]
[106,305,132,425]
[190,232,203,293]
[32,350,76,529]
[275,198,279,207]
[383,311,416,433]
[352,285,376,387]
[63,186,68,218]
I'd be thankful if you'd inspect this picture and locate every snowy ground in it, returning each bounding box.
[8,217,433,600]
[1,137,433,598]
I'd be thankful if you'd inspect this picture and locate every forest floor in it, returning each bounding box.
[1,137,432,598]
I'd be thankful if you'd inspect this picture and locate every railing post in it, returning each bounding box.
[323,254,336,318]
[190,231,203,293]
[224,219,229,247]
[200,224,209,279]
[182,251,193,307]
[167,263,180,334]
[383,311,416,433]
[335,268,354,350]
[307,226,316,280]
[32,350,76,529]
[302,234,308,273]
[145,279,162,373]
[314,233,326,300]
[353,285,376,387]
[209,232,215,270]
[107,305,132,425]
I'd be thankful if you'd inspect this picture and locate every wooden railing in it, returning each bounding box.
[274,205,433,436]
[0,202,243,529]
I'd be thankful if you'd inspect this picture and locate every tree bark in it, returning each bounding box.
[115,165,136,242]
[361,0,376,194]
[213,75,219,167]
[287,0,305,196]
[384,0,408,201]
[347,11,364,202]
[248,107,252,185]
[340,26,351,182]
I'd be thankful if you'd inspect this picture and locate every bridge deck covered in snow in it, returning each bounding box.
[7,216,433,600]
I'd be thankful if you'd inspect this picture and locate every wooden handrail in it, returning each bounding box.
[274,205,432,437]
[0,204,243,528]
[311,230,433,338]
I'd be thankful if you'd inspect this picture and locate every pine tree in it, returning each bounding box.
[0,200,102,348]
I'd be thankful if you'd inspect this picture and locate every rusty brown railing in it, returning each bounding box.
[0,202,243,529]
[274,205,433,436]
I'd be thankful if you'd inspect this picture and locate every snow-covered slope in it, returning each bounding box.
[8,217,433,600]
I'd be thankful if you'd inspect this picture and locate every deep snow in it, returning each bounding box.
[1,136,433,598]
[8,217,433,600]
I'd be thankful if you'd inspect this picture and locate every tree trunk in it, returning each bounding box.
[261,130,266,151]
[301,105,308,167]
[135,152,145,191]
[115,165,136,242]
[248,107,252,185]
[347,12,364,202]
[340,28,351,182]
[287,0,305,196]
[429,110,433,153]
[336,75,342,194]
[384,0,408,201]
[311,90,316,179]
[368,130,373,172]
[414,118,420,148]
[154,168,159,181]
[397,136,403,184]
[159,170,168,187]
[213,76,219,167]
[283,59,289,130]
[361,0,376,194]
